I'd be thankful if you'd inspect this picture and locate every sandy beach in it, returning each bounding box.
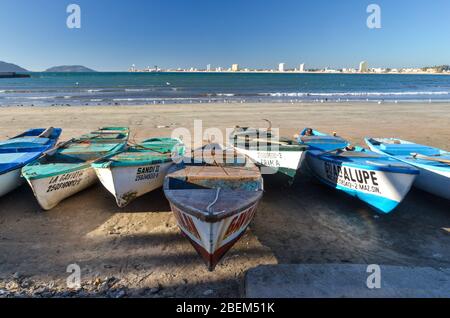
[0,102,449,298]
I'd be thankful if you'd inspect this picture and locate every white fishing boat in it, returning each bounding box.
[366,138,450,200]
[22,127,129,210]
[229,123,307,181]
[302,129,419,213]
[163,144,264,270]
[92,138,185,207]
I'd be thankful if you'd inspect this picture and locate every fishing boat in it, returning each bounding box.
[303,130,419,213]
[92,137,185,207]
[229,122,307,180]
[297,128,349,151]
[163,143,264,270]
[365,138,450,200]
[22,127,129,210]
[0,128,62,197]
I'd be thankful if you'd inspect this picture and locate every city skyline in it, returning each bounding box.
[1,0,450,71]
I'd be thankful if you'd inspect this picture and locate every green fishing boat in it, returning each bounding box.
[22,127,129,210]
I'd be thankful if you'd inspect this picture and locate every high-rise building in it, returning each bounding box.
[278,63,286,72]
[299,63,305,72]
[206,64,211,72]
[359,61,368,73]
[231,64,239,72]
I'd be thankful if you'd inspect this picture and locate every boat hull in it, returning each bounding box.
[306,153,417,213]
[367,143,450,200]
[233,147,305,178]
[0,168,24,197]
[94,162,173,207]
[25,166,98,210]
[411,166,450,200]
[169,200,259,271]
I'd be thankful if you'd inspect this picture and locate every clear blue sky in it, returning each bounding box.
[1,0,449,71]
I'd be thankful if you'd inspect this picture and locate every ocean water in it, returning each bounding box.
[1,72,450,106]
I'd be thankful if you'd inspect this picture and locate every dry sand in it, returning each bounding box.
[0,102,449,298]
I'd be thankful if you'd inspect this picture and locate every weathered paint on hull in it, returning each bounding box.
[233,148,305,179]
[26,167,98,210]
[0,168,24,197]
[94,162,173,207]
[169,202,259,271]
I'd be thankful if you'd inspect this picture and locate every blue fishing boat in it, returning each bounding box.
[0,128,62,197]
[301,129,419,213]
[297,128,349,151]
[366,138,450,200]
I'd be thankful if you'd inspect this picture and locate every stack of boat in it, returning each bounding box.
[0,124,449,270]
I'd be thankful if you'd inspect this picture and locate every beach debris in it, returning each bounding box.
[442,228,450,234]
[203,289,214,296]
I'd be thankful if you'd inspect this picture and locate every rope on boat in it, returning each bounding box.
[262,119,272,132]
[207,187,225,214]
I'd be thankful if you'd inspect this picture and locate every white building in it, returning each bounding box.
[278,63,286,72]
[231,64,239,72]
[206,64,211,72]
[359,61,368,73]
[299,63,305,72]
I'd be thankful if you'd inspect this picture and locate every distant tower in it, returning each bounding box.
[299,63,305,72]
[231,64,239,72]
[359,61,368,73]
[207,64,211,72]
[278,63,286,72]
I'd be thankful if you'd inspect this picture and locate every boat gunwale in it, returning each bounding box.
[365,137,450,172]
[22,142,127,180]
[307,150,420,175]
[0,128,62,175]
[164,187,263,222]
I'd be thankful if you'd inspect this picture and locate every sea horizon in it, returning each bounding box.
[1,72,450,106]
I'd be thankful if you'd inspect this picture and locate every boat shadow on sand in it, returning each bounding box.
[251,169,450,269]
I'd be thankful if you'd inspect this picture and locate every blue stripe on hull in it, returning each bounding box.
[312,171,400,214]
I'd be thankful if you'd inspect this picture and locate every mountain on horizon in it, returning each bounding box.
[45,65,97,72]
[0,61,29,72]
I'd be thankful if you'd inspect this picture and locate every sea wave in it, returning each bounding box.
[262,91,450,97]
[124,88,154,92]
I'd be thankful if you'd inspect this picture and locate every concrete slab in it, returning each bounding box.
[245,264,450,298]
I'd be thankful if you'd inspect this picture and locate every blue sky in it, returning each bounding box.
[1,0,449,71]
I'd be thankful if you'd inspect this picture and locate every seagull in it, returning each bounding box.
[166,82,171,86]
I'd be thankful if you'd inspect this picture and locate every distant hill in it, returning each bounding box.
[45,65,96,72]
[0,61,29,72]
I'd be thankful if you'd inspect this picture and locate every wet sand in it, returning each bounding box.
[0,102,449,298]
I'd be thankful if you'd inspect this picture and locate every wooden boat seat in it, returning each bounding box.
[170,165,260,181]
[300,135,347,143]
